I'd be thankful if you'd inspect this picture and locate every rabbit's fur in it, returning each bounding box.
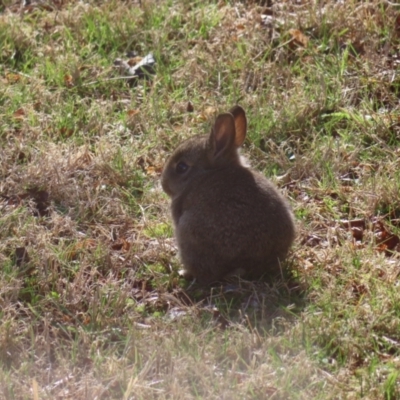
[161,106,295,284]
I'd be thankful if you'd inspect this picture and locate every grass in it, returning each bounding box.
[1,0,400,398]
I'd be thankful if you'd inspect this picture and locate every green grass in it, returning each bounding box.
[1,0,400,398]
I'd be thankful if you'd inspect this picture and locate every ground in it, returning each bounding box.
[1,0,400,399]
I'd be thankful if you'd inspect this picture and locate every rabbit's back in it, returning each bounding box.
[171,166,295,283]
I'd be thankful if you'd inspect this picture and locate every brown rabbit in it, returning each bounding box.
[161,106,295,284]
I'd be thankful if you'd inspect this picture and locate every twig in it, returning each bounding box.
[7,69,32,79]
[385,0,400,6]
[82,76,138,86]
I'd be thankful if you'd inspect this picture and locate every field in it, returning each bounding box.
[1,0,400,398]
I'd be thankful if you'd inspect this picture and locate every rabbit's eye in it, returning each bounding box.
[176,161,188,174]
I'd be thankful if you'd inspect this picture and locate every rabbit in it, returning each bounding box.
[161,105,295,284]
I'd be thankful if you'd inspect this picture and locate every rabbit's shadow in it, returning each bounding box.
[178,271,306,333]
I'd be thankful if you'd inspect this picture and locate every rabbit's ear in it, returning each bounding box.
[210,113,236,159]
[229,105,247,147]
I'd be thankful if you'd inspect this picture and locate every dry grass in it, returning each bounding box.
[1,0,400,398]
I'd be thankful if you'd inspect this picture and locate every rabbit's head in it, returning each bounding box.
[161,106,247,198]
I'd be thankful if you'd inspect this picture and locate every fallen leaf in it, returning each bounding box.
[43,21,53,33]
[111,238,130,251]
[340,219,366,229]
[26,188,50,216]
[288,29,309,47]
[198,106,217,121]
[64,74,74,87]
[6,73,21,83]
[65,239,98,261]
[128,56,143,66]
[351,282,369,297]
[127,109,140,117]
[374,220,400,255]
[114,53,156,87]
[13,108,26,120]
[128,53,156,78]
[187,101,194,112]
[15,247,30,267]
[349,40,365,57]
[3,189,50,216]
[17,150,30,163]
[340,219,366,241]
[351,227,364,241]
[60,127,74,137]
[62,315,72,323]
[146,166,158,176]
